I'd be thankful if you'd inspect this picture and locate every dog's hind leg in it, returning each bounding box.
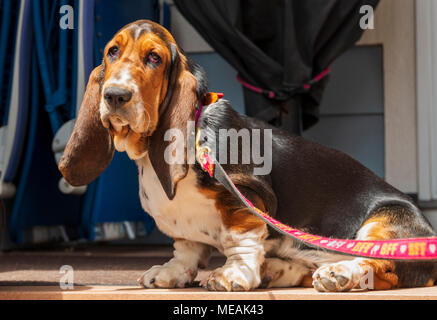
[312,205,436,292]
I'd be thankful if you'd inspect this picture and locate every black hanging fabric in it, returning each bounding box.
[173,0,379,133]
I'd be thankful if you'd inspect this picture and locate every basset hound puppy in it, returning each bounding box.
[59,20,437,292]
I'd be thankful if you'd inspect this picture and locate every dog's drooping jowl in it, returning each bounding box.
[59,20,437,292]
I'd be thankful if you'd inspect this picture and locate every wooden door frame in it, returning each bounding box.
[415,0,437,203]
[357,0,417,194]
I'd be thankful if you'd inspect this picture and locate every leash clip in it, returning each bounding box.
[197,146,214,177]
[195,129,214,177]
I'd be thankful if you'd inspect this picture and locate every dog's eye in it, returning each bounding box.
[108,46,119,59]
[146,52,161,65]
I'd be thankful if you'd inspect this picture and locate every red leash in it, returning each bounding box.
[196,93,437,261]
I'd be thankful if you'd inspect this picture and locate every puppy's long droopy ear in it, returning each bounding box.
[148,47,198,200]
[58,65,115,186]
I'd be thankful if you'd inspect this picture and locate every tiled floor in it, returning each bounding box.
[1,245,437,300]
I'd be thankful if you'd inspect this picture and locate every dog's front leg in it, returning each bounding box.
[204,209,267,291]
[138,239,212,288]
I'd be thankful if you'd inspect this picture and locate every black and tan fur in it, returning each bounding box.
[59,20,437,292]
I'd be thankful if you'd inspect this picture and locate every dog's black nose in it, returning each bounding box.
[104,87,132,110]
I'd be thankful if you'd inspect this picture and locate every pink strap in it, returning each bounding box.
[237,67,331,99]
[195,105,203,125]
[198,152,437,261]
[236,74,276,99]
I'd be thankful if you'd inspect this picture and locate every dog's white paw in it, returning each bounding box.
[138,262,196,288]
[203,264,260,292]
[312,261,359,292]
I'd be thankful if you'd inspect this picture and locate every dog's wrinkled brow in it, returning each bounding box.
[128,22,151,40]
[119,21,176,66]
[126,21,172,44]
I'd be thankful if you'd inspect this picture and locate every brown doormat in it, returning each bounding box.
[0,245,225,286]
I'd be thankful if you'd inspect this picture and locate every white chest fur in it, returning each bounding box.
[137,155,223,248]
